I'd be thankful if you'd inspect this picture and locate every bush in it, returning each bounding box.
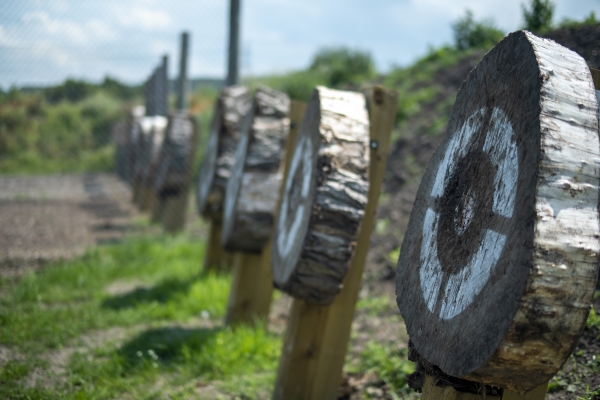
[559,11,599,29]
[452,10,505,51]
[522,0,555,33]
[309,47,376,88]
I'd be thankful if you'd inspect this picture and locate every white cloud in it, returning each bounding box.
[115,6,172,31]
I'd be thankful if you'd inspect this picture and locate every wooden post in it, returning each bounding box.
[204,219,234,273]
[225,252,269,325]
[420,376,547,400]
[272,86,397,399]
[163,190,189,233]
[176,32,189,111]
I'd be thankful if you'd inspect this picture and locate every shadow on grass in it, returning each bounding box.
[101,275,198,310]
[118,326,219,368]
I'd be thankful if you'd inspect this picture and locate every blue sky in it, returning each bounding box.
[0,0,598,88]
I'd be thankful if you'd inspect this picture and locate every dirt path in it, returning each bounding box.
[0,173,140,277]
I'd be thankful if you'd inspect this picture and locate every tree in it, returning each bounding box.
[309,47,375,88]
[522,0,555,32]
[452,10,505,51]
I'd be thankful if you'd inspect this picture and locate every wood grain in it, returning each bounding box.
[196,86,250,220]
[272,86,397,399]
[271,86,370,305]
[395,31,600,393]
[221,86,290,253]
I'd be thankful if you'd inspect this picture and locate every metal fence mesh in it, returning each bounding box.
[0,1,230,266]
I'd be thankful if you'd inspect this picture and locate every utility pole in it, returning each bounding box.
[226,0,240,86]
[177,31,189,111]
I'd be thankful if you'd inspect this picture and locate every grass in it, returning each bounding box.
[0,233,282,399]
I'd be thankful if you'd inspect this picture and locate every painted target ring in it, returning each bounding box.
[196,102,221,216]
[271,87,370,304]
[196,86,250,219]
[273,130,317,283]
[420,107,518,320]
[395,31,600,392]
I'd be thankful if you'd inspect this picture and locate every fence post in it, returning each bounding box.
[176,32,189,111]
[271,86,397,399]
[226,0,241,86]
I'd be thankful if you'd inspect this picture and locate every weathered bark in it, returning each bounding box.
[196,86,251,220]
[271,87,370,305]
[222,86,290,253]
[395,31,600,393]
[141,118,168,188]
[154,112,197,195]
[131,116,167,191]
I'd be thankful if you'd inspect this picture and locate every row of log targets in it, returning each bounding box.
[194,30,599,400]
[116,32,198,233]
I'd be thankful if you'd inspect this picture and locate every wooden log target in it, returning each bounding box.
[271,86,370,305]
[154,112,197,196]
[196,86,251,219]
[395,31,600,393]
[221,87,291,253]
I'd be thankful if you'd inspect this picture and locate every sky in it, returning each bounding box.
[0,0,598,88]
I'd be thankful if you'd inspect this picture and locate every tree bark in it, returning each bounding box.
[395,31,600,393]
[222,87,290,253]
[271,86,370,305]
[196,86,251,220]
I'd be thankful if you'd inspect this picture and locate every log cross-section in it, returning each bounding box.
[221,86,290,253]
[271,86,370,305]
[196,86,251,220]
[395,30,600,393]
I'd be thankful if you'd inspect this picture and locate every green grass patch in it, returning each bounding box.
[348,341,415,399]
[0,234,286,398]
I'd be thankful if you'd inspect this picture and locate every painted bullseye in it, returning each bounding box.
[419,107,518,320]
[276,133,314,281]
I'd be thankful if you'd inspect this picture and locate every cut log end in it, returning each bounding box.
[196,86,251,220]
[222,87,291,253]
[271,86,370,305]
[395,30,600,392]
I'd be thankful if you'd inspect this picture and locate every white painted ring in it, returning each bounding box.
[276,132,314,281]
[420,107,519,320]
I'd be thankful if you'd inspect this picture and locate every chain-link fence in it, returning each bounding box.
[0,1,232,266]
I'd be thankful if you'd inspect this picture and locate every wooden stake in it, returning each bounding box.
[163,190,189,233]
[420,376,547,400]
[225,251,271,325]
[272,87,397,399]
[224,100,306,326]
[204,219,234,273]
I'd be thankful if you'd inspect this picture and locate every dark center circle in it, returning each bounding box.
[286,159,304,226]
[436,150,496,275]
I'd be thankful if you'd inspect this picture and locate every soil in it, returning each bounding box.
[0,173,141,279]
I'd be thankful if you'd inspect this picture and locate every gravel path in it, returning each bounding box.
[0,173,139,277]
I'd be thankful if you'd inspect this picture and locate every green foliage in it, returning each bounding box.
[586,306,599,330]
[0,232,285,398]
[245,46,375,101]
[452,10,505,51]
[0,86,129,174]
[355,342,415,396]
[522,0,555,32]
[559,11,599,29]
[309,47,376,88]
[357,296,395,316]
